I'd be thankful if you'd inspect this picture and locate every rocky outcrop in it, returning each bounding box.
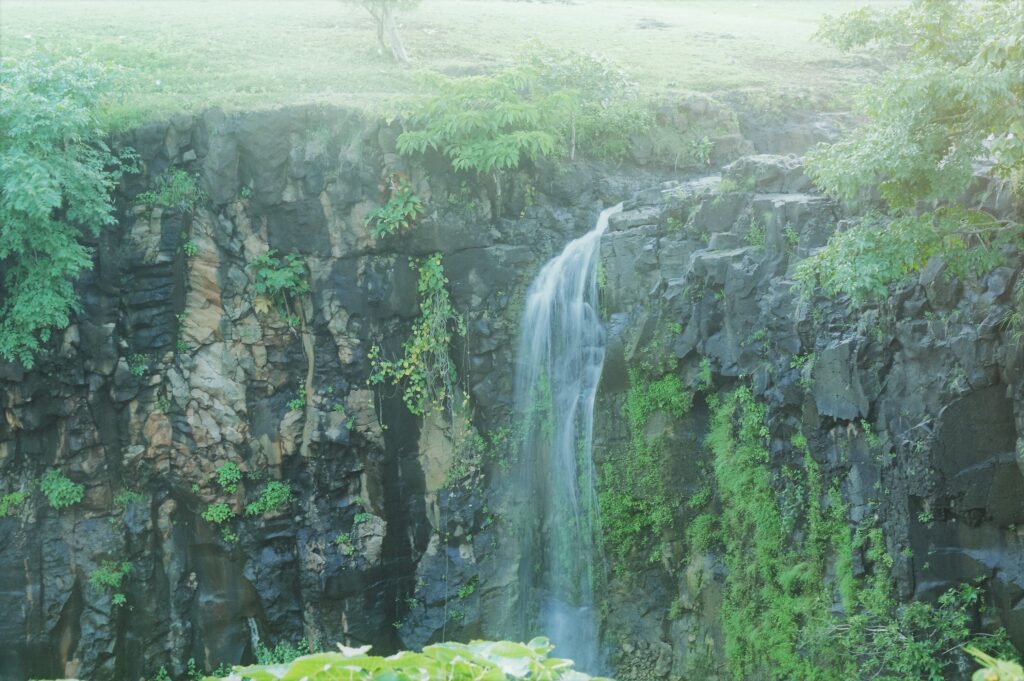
[0,104,1020,681]
[594,154,1023,676]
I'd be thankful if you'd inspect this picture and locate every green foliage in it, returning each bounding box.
[968,647,1024,681]
[114,489,143,510]
[250,250,310,323]
[0,56,125,368]
[745,216,766,248]
[365,173,424,238]
[40,470,84,510]
[795,209,1022,308]
[202,637,610,681]
[255,639,318,665]
[89,560,132,606]
[396,67,565,175]
[287,382,307,412]
[396,47,650,173]
[202,502,234,525]
[216,462,242,494]
[136,169,205,212]
[245,481,292,517]
[128,353,149,377]
[703,386,1014,679]
[335,532,356,556]
[517,44,652,161]
[810,0,1023,210]
[802,0,1023,307]
[0,489,28,517]
[369,254,466,416]
[600,369,691,566]
[685,512,718,553]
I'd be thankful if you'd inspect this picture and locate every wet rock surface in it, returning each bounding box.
[0,104,1021,680]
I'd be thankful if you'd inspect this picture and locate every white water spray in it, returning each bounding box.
[513,203,623,672]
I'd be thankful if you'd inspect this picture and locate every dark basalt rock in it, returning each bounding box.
[0,103,1021,681]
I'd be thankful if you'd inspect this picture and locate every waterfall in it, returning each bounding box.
[512,203,623,672]
[247,616,261,655]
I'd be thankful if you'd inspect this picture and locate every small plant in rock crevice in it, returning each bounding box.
[202,502,234,525]
[216,462,242,494]
[89,560,133,606]
[0,489,29,516]
[136,169,205,213]
[250,250,310,326]
[365,173,424,239]
[40,470,84,510]
[245,481,292,517]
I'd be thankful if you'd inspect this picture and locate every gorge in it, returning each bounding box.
[0,95,1021,681]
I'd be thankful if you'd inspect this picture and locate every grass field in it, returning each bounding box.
[1,0,890,126]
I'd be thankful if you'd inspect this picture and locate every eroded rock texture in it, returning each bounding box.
[0,105,1020,681]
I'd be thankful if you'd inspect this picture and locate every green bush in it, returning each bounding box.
[136,169,205,212]
[365,173,424,238]
[202,502,234,525]
[396,68,564,175]
[202,637,610,681]
[0,489,28,517]
[802,0,1023,307]
[254,639,318,665]
[216,462,241,494]
[0,56,126,367]
[245,481,292,517]
[40,470,84,510]
[89,560,132,606]
[250,250,309,325]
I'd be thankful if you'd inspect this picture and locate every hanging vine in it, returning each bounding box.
[369,254,465,417]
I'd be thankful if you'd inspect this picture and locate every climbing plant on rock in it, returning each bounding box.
[0,56,129,367]
[369,254,465,417]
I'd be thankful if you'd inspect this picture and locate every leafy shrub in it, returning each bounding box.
[89,560,132,606]
[202,502,234,525]
[136,169,205,212]
[518,43,651,162]
[0,490,28,517]
[803,0,1023,307]
[369,254,465,416]
[250,250,309,324]
[254,639,318,665]
[365,173,424,238]
[0,56,125,367]
[245,481,292,517]
[40,470,84,510]
[396,68,564,175]
[287,382,307,412]
[796,209,1022,308]
[216,462,241,494]
[113,489,143,509]
[202,637,610,681]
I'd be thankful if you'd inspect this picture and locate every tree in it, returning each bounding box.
[798,0,1024,306]
[345,0,419,64]
[0,56,125,368]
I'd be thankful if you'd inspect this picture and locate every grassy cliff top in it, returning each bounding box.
[3,0,890,127]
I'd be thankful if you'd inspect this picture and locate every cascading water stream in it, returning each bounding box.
[512,203,623,672]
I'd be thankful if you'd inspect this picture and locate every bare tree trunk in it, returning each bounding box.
[380,3,410,64]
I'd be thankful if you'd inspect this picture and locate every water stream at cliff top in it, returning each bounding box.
[512,203,623,672]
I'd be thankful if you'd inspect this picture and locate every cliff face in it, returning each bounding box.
[0,105,1020,681]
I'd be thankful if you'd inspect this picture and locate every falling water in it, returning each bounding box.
[513,203,623,672]
[247,616,261,655]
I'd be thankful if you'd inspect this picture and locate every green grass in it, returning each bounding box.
[3,0,892,127]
